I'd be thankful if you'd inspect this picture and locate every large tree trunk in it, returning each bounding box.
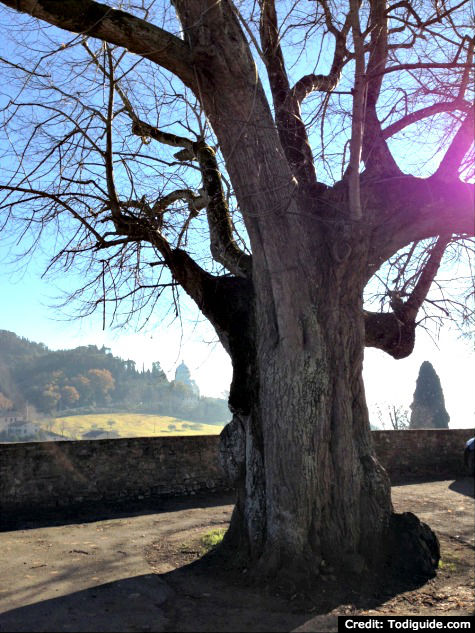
[220,223,439,584]
[168,0,441,582]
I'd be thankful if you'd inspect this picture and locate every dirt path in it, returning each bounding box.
[0,479,473,632]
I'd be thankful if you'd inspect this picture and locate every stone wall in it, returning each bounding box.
[1,429,472,519]
[373,429,473,481]
[0,435,227,519]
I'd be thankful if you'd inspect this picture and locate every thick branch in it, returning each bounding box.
[348,0,366,218]
[362,0,401,175]
[365,235,451,358]
[289,0,349,107]
[104,45,123,230]
[128,119,252,277]
[129,117,252,277]
[364,310,416,358]
[434,105,474,182]
[151,189,208,215]
[366,175,474,273]
[130,120,194,155]
[289,71,344,106]
[258,0,290,109]
[0,0,196,90]
[195,143,252,278]
[258,0,316,186]
[382,100,471,139]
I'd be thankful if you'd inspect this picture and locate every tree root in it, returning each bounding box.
[206,509,440,598]
[386,511,440,580]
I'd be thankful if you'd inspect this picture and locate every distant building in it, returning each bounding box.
[0,406,39,439]
[6,419,39,439]
[0,410,24,431]
[174,361,200,397]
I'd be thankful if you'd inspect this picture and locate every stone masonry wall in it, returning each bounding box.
[0,429,472,519]
[373,429,473,481]
[0,435,226,519]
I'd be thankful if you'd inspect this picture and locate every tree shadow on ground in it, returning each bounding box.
[0,573,171,633]
[151,550,436,632]
[0,556,435,633]
[0,492,235,533]
[448,477,474,499]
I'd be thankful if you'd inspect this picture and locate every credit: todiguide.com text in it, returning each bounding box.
[338,616,473,631]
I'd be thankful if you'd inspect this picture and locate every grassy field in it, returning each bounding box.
[42,412,224,440]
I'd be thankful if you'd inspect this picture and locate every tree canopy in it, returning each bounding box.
[0,0,472,344]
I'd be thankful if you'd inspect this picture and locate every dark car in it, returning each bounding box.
[464,437,474,476]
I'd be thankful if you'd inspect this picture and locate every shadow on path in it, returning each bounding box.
[0,492,235,533]
[0,573,171,633]
[0,557,432,633]
[449,477,474,499]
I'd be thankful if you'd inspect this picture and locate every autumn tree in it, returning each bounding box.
[376,404,410,430]
[0,392,14,411]
[61,384,81,407]
[0,0,473,583]
[87,368,115,404]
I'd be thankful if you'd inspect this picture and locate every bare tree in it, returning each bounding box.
[0,0,473,584]
[376,404,410,430]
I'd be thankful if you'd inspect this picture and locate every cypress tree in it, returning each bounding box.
[410,361,450,429]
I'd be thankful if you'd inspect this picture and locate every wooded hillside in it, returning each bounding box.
[0,330,229,423]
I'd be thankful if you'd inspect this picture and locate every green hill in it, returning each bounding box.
[0,330,230,425]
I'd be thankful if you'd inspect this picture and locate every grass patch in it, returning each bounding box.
[200,528,226,553]
[438,559,457,572]
[40,412,224,440]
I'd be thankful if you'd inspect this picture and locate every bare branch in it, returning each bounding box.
[0,0,196,90]
[402,235,451,320]
[289,1,350,106]
[257,0,316,186]
[348,0,366,218]
[434,105,474,182]
[382,100,471,139]
[365,235,451,358]
[195,142,252,278]
[369,61,474,79]
[362,0,401,175]
[126,111,251,277]
[0,185,104,242]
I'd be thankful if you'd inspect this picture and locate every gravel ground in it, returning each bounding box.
[0,479,473,632]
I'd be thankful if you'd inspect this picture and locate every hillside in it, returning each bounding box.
[0,330,229,424]
[46,413,222,439]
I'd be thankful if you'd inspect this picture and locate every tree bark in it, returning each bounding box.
[219,221,439,583]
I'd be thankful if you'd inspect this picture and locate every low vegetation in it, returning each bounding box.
[200,529,226,553]
[44,413,224,440]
